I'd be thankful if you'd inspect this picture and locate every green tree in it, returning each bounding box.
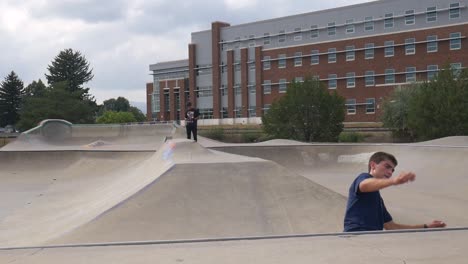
[96,111,137,124]
[17,82,97,131]
[0,71,25,127]
[102,97,131,112]
[262,77,345,142]
[407,66,468,140]
[129,106,146,122]
[99,97,146,122]
[45,48,93,95]
[381,66,468,141]
[381,85,418,139]
[24,79,47,98]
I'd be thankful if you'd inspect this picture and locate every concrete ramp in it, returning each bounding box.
[2,120,177,151]
[0,147,175,248]
[207,138,468,227]
[50,160,346,245]
[0,137,346,247]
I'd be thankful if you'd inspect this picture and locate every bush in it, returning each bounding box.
[339,132,364,142]
[241,132,261,143]
[201,127,224,141]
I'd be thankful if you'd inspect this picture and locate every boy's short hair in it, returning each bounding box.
[187,102,192,107]
[368,152,398,172]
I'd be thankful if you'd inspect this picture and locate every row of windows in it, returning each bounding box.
[346,99,376,115]
[260,63,462,91]
[220,3,462,48]
[262,33,462,69]
[327,63,462,89]
[164,62,462,99]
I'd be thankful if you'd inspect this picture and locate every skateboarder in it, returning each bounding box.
[185,102,199,142]
[344,151,446,232]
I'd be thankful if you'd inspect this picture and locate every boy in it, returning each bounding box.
[344,151,446,232]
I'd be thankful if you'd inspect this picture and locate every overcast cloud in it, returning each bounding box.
[0,0,373,112]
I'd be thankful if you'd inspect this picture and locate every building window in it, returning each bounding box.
[248,62,255,71]
[405,38,415,55]
[263,56,271,70]
[234,37,240,49]
[427,35,438,53]
[279,79,287,93]
[278,54,286,68]
[248,108,256,117]
[346,19,355,34]
[385,41,394,57]
[384,13,394,28]
[346,72,355,88]
[346,46,355,61]
[385,69,395,84]
[263,33,271,45]
[346,99,356,114]
[263,80,271,94]
[364,16,374,31]
[294,28,302,41]
[366,98,375,114]
[426,6,437,22]
[427,65,438,80]
[234,64,241,72]
[248,83,256,94]
[220,85,227,96]
[234,107,242,118]
[248,35,255,47]
[365,71,375,86]
[406,67,416,82]
[328,48,336,63]
[405,10,415,25]
[294,52,302,67]
[295,77,303,83]
[450,3,460,19]
[263,104,271,114]
[451,63,462,76]
[233,84,241,95]
[311,25,319,38]
[278,30,286,43]
[450,32,461,50]
[328,74,337,89]
[199,108,214,119]
[328,22,336,36]
[311,50,319,65]
[220,107,229,118]
[365,43,374,59]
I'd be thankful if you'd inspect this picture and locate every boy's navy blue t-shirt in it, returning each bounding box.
[343,173,392,232]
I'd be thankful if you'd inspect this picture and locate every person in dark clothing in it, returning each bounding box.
[184,102,199,142]
[343,151,446,232]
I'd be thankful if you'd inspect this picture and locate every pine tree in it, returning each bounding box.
[0,71,25,127]
[24,79,47,98]
[45,48,94,95]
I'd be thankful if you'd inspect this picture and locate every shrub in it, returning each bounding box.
[339,132,364,142]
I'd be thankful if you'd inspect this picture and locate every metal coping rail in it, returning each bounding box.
[1,227,467,251]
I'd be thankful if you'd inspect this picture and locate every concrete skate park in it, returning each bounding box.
[0,120,467,263]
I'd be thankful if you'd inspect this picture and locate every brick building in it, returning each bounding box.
[147,0,467,125]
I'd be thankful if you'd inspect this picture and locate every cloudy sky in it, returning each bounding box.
[0,0,373,112]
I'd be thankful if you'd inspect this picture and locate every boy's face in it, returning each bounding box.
[370,159,396,179]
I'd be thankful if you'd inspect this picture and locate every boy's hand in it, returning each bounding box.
[392,171,416,185]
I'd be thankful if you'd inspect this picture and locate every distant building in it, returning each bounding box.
[148,0,468,125]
